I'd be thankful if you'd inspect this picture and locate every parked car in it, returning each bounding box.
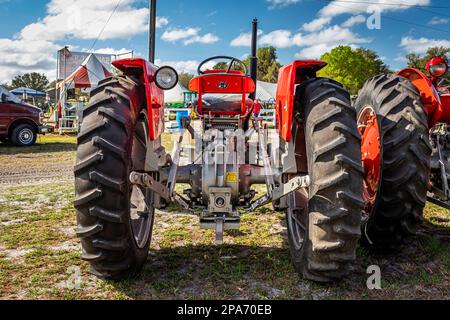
[0,86,47,146]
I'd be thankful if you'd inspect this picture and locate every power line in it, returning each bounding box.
[318,0,450,19]
[88,0,124,53]
[316,0,450,36]
[319,0,450,9]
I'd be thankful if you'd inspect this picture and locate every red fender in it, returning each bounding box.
[276,60,327,142]
[440,94,450,123]
[112,58,165,141]
[398,68,444,128]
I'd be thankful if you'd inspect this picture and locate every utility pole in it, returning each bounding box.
[249,18,258,100]
[149,0,157,63]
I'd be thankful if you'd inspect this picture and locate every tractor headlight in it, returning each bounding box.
[429,63,448,77]
[427,57,448,78]
[154,66,178,90]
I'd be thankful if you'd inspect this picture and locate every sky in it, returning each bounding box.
[0,0,449,83]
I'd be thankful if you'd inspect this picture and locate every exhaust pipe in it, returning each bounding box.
[249,18,258,100]
[149,0,157,63]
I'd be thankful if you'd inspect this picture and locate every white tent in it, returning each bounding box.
[164,83,188,103]
[58,53,112,89]
[163,80,277,104]
[256,81,277,102]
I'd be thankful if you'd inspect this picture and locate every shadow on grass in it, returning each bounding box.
[0,141,77,154]
[110,244,299,299]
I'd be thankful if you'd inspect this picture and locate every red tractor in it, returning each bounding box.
[355,56,449,248]
[74,3,364,282]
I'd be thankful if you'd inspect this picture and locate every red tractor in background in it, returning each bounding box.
[355,56,449,248]
[74,2,364,282]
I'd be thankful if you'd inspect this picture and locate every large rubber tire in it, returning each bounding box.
[355,74,431,248]
[11,124,37,146]
[287,78,364,282]
[74,76,156,280]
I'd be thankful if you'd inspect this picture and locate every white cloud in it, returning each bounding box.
[291,0,429,60]
[302,17,331,32]
[260,30,296,48]
[267,0,301,9]
[230,29,263,47]
[184,33,219,45]
[400,36,450,55]
[230,22,369,59]
[231,29,296,49]
[294,25,370,59]
[0,39,59,82]
[318,0,430,19]
[0,0,169,83]
[294,25,370,47]
[341,15,366,28]
[429,17,449,25]
[20,0,168,41]
[161,27,219,45]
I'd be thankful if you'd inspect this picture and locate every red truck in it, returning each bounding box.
[0,86,47,146]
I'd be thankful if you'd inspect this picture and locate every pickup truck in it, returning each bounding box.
[0,86,47,146]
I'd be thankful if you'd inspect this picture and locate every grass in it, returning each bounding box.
[0,135,449,299]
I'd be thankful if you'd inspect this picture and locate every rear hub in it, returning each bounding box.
[357,105,381,217]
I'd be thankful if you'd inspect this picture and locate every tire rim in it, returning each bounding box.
[129,114,154,249]
[357,105,382,218]
[287,189,308,251]
[18,128,34,145]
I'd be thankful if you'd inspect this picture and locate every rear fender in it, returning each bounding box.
[440,94,450,123]
[398,68,443,128]
[276,60,327,142]
[112,58,165,141]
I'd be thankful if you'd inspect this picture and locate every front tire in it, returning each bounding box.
[355,74,431,248]
[74,76,156,280]
[287,78,364,282]
[11,124,37,146]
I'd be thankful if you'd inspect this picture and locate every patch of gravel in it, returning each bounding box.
[0,218,25,226]
[3,248,33,259]
[59,226,77,238]
[49,241,80,252]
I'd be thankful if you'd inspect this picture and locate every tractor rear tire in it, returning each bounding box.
[74,76,156,280]
[287,78,364,282]
[355,74,431,248]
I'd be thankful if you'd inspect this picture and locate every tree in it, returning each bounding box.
[213,62,229,70]
[178,72,194,89]
[243,46,282,83]
[357,48,390,74]
[318,45,390,95]
[406,46,450,75]
[11,72,49,91]
[210,47,282,83]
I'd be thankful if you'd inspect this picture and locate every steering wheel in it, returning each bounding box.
[197,56,248,76]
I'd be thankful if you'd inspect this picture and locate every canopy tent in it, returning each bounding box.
[164,83,188,103]
[0,86,22,104]
[58,53,113,89]
[10,87,46,98]
[255,81,277,103]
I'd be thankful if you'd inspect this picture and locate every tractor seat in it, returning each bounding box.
[193,94,253,115]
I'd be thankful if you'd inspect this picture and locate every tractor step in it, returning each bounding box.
[200,214,240,245]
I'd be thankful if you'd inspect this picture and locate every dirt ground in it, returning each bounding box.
[0,135,449,300]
